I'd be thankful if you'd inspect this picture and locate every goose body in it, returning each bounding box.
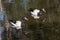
[10,21,22,30]
[30,9,40,19]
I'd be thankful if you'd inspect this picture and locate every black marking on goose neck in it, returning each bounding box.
[9,20,16,23]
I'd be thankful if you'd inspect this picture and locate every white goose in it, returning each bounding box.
[30,9,40,19]
[30,8,46,19]
[10,21,22,30]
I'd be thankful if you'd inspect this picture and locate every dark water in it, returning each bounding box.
[20,0,29,11]
[0,27,5,40]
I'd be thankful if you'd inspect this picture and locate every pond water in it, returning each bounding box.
[0,27,5,34]
[0,12,4,21]
[20,0,29,11]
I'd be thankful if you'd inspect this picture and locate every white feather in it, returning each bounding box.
[31,15,40,19]
[10,21,22,29]
[30,9,40,19]
[15,21,22,29]
[31,9,40,16]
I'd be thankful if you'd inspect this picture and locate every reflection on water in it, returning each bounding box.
[20,0,29,11]
[0,27,4,34]
[0,27,5,40]
[5,0,13,3]
[0,12,4,21]
[12,0,18,18]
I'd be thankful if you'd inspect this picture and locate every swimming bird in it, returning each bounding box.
[29,8,40,19]
[29,8,46,19]
[10,20,22,30]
